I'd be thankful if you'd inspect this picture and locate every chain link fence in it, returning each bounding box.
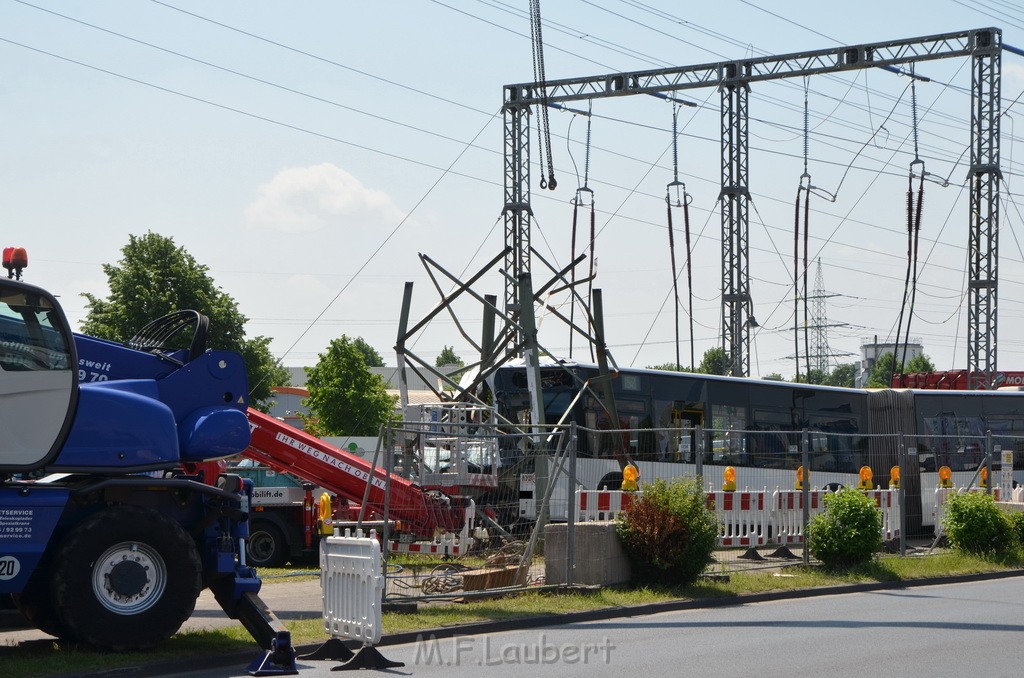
[374,417,1022,602]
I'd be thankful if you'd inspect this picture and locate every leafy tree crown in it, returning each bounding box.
[301,335,396,436]
[81,232,289,410]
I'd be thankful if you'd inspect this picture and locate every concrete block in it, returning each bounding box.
[544,521,631,586]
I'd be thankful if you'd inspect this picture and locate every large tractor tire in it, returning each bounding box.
[11,568,70,641]
[246,520,289,568]
[51,505,202,651]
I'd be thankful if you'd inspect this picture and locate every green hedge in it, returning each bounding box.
[806,489,882,569]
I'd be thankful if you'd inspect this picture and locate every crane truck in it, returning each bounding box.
[0,270,296,674]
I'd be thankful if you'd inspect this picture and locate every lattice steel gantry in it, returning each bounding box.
[502,28,1001,381]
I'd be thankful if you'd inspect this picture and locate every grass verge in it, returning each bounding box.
[1,551,1015,677]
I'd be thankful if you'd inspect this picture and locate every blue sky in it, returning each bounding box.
[3,1,1024,378]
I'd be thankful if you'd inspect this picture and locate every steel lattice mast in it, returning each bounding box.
[809,259,843,376]
[968,31,1001,389]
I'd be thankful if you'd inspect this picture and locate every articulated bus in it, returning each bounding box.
[483,360,1024,535]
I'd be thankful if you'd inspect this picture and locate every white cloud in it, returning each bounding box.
[1005,62,1024,91]
[244,163,404,233]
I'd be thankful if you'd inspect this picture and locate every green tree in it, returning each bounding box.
[762,372,785,381]
[906,353,936,374]
[301,335,396,436]
[436,345,466,392]
[942,491,1014,557]
[794,368,829,385]
[81,232,289,410]
[435,345,464,368]
[648,348,727,375]
[867,353,897,387]
[352,337,384,367]
[826,363,857,387]
[647,362,691,372]
[697,347,729,375]
[868,352,936,388]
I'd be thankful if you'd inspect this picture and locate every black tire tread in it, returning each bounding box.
[51,505,202,651]
[10,568,71,641]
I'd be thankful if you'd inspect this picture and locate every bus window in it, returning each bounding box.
[584,396,618,459]
[619,373,643,393]
[806,414,861,473]
[750,409,794,469]
[656,400,703,462]
[920,411,985,471]
[710,405,746,465]
[618,398,656,461]
[987,415,1024,470]
[583,396,654,461]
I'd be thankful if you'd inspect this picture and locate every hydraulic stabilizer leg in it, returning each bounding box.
[235,591,298,676]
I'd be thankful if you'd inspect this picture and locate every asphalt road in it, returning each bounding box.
[178,576,1024,678]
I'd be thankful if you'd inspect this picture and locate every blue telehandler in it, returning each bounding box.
[0,272,296,675]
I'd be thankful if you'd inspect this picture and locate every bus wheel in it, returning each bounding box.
[597,472,624,491]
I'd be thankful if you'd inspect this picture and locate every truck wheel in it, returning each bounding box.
[247,520,288,568]
[11,570,71,641]
[51,506,202,651]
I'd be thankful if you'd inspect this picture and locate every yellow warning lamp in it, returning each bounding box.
[796,465,807,490]
[938,466,953,489]
[621,463,639,492]
[980,465,988,488]
[889,466,900,489]
[857,466,874,490]
[318,492,333,535]
[722,466,737,492]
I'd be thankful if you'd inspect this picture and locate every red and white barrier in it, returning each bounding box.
[387,500,476,556]
[576,488,769,548]
[576,489,636,522]
[388,533,466,556]
[573,486,901,550]
[770,489,829,545]
[862,489,901,542]
[706,490,769,547]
